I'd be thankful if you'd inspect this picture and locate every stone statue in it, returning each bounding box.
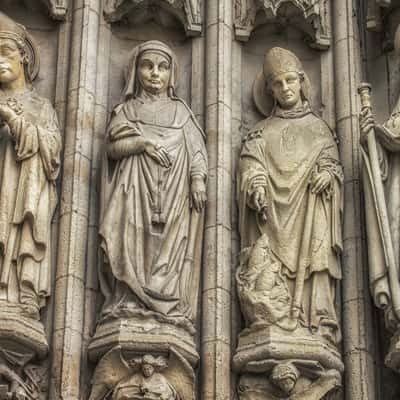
[359,25,400,371]
[0,12,61,322]
[97,40,207,333]
[234,47,343,399]
[0,11,61,399]
[89,40,206,399]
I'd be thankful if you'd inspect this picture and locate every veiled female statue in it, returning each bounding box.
[0,12,61,320]
[98,40,207,334]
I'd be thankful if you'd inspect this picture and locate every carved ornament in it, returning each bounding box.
[104,0,202,36]
[234,0,331,49]
[41,0,69,20]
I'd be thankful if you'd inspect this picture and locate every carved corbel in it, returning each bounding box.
[41,0,69,20]
[103,0,203,36]
[234,0,331,50]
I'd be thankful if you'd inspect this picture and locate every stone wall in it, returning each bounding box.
[0,0,400,399]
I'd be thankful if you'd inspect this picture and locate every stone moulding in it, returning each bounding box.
[103,0,203,36]
[234,0,331,49]
[41,0,69,20]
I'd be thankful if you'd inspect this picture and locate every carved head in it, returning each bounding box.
[0,12,39,85]
[137,50,171,95]
[270,362,299,395]
[263,47,306,110]
[123,40,178,100]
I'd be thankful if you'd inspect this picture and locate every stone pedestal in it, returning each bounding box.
[0,303,48,360]
[233,326,343,400]
[88,317,198,400]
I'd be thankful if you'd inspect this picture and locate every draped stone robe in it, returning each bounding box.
[99,97,207,330]
[362,101,400,327]
[0,88,61,311]
[238,106,343,342]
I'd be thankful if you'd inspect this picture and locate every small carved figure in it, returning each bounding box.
[238,47,343,344]
[236,234,294,330]
[0,12,61,320]
[114,355,179,400]
[99,41,207,333]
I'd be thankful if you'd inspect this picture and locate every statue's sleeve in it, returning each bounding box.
[316,124,344,185]
[7,100,61,181]
[239,129,268,204]
[106,104,146,160]
[375,113,400,152]
[184,116,207,181]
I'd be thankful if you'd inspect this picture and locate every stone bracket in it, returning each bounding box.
[103,0,203,36]
[234,0,331,50]
[41,0,69,20]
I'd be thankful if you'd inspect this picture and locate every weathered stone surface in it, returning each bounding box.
[3,1,400,399]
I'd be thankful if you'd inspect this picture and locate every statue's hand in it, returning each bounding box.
[144,140,172,168]
[250,186,267,213]
[191,176,207,212]
[359,107,375,146]
[310,170,331,194]
[0,104,17,124]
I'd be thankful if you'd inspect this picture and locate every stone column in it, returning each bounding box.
[201,1,233,399]
[50,0,101,398]
[333,1,377,399]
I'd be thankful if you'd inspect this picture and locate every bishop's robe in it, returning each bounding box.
[99,96,207,330]
[238,105,343,342]
[0,88,61,313]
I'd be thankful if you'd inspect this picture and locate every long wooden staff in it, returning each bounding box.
[358,83,400,320]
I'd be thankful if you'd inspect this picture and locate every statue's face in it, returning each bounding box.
[269,71,302,110]
[0,38,24,85]
[142,364,155,378]
[137,52,171,95]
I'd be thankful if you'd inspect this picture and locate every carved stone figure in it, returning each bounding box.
[89,40,206,399]
[97,39,206,332]
[234,47,343,399]
[90,348,185,400]
[0,12,61,321]
[0,12,61,397]
[359,25,400,372]
[234,0,331,49]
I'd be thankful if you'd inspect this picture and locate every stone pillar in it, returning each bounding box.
[201,1,233,399]
[50,0,101,398]
[333,1,377,399]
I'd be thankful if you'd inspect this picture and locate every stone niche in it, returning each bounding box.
[232,13,342,400]
[86,5,205,400]
[0,1,63,399]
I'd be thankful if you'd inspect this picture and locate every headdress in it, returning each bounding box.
[253,47,311,116]
[0,12,40,82]
[123,40,178,100]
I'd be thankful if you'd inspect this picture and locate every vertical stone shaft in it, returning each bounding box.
[50,0,100,398]
[201,1,233,400]
[333,1,377,399]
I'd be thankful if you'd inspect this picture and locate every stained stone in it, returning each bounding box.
[0,1,399,399]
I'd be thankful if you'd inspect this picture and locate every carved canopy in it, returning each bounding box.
[103,0,203,36]
[234,0,331,50]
